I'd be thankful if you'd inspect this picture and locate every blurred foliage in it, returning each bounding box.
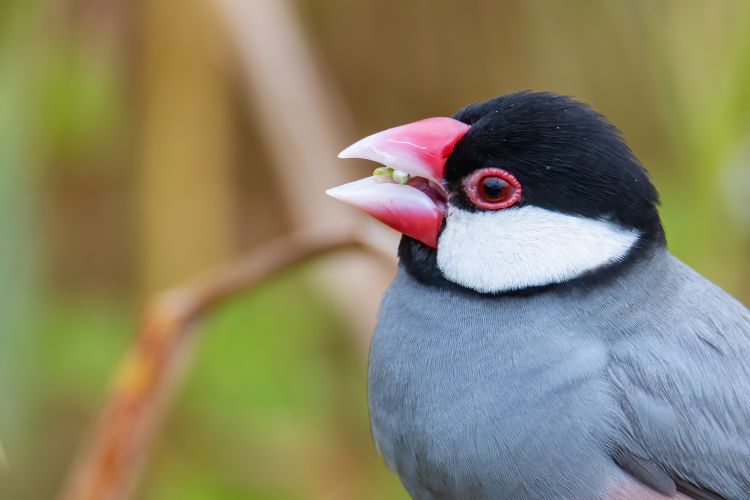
[1,0,749,499]
[35,41,121,166]
[0,0,39,492]
[139,267,406,500]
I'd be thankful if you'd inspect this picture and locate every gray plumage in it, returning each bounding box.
[369,248,750,499]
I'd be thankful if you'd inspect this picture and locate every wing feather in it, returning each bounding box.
[610,257,750,499]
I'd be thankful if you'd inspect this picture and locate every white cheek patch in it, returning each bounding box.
[436,205,640,293]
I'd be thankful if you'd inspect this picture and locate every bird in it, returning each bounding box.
[326,91,750,500]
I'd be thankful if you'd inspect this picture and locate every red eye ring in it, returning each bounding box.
[462,167,522,210]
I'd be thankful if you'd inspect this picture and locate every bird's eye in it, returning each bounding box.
[463,167,522,210]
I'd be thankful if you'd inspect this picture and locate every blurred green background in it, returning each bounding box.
[1,0,749,498]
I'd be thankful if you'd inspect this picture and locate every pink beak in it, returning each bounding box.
[327,117,470,247]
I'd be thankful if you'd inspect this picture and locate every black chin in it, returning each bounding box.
[397,235,449,288]
[397,227,666,298]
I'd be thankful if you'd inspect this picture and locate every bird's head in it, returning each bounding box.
[327,91,664,294]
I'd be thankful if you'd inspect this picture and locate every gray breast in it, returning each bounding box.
[368,267,631,499]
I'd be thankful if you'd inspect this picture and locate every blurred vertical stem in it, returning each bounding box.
[136,0,235,294]
[0,0,38,485]
[216,0,394,344]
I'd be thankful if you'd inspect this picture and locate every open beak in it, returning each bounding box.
[326,117,470,247]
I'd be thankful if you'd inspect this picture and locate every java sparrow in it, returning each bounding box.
[327,92,750,499]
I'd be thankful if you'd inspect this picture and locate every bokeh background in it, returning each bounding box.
[1,1,750,498]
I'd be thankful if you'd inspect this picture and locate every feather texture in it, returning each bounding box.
[369,248,750,499]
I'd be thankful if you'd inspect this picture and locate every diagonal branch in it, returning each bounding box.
[59,226,395,500]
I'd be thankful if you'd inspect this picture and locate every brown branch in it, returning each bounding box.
[59,226,395,500]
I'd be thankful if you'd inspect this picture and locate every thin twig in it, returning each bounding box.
[59,226,395,500]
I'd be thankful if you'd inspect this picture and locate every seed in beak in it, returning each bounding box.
[371,166,411,184]
[373,166,392,177]
[392,170,410,184]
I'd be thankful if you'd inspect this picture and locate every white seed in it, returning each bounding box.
[392,169,410,184]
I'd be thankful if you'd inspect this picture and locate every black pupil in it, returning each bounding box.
[481,176,508,200]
